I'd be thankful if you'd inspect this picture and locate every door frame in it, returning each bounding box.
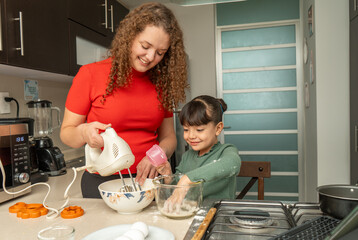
[215,19,305,201]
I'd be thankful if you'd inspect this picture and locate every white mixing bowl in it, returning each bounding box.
[98,178,155,214]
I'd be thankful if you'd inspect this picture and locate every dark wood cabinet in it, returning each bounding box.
[68,0,108,36]
[69,21,111,76]
[106,0,129,40]
[350,0,358,21]
[350,6,358,184]
[1,0,69,74]
[68,0,128,42]
[67,0,128,76]
[0,0,128,77]
[0,0,7,63]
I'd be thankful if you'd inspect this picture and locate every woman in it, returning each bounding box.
[60,3,188,198]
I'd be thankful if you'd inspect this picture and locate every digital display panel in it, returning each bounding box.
[15,136,25,143]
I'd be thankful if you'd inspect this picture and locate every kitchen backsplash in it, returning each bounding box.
[0,72,84,161]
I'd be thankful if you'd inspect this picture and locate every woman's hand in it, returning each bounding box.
[135,156,158,185]
[80,121,111,148]
[60,108,111,148]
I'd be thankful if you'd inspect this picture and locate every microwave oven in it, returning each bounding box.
[0,123,31,203]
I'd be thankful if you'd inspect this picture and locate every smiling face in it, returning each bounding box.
[130,25,170,72]
[183,122,223,156]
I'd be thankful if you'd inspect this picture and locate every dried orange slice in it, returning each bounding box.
[9,202,48,219]
[61,206,84,219]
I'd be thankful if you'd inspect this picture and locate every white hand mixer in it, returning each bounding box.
[85,127,141,192]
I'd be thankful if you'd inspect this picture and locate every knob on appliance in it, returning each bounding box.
[14,172,30,184]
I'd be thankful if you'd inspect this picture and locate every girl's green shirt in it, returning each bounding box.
[176,142,241,200]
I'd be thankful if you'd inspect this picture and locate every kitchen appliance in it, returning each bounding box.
[0,117,49,183]
[0,123,31,203]
[183,199,358,240]
[85,127,139,192]
[85,127,135,176]
[26,100,66,176]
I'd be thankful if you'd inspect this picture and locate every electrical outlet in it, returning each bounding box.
[0,92,11,114]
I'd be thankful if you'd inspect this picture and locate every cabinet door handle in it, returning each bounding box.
[109,5,114,32]
[102,0,108,29]
[14,11,24,56]
[355,125,358,152]
[355,0,358,11]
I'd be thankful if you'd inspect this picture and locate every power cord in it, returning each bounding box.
[0,158,80,219]
[4,97,19,118]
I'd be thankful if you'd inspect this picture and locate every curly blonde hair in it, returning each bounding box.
[104,2,188,111]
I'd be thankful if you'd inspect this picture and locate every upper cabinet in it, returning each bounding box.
[68,0,128,45]
[350,0,358,21]
[0,0,69,74]
[0,0,128,77]
[67,0,128,76]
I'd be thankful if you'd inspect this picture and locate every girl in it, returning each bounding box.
[156,95,241,204]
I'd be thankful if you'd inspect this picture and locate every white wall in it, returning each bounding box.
[166,3,217,101]
[315,0,350,186]
[303,0,350,201]
[0,71,84,160]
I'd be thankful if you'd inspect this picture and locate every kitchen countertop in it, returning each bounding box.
[0,169,195,240]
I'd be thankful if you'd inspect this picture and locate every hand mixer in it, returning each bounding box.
[85,127,141,192]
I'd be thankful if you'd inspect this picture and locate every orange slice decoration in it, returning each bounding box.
[61,206,84,219]
[9,202,48,219]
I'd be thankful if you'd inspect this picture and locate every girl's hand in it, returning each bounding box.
[80,122,111,148]
[156,161,172,176]
[162,175,192,214]
[135,156,158,185]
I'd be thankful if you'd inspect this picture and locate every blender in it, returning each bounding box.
[26,100,66,177]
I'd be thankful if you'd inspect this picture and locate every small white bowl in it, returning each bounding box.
[98,178,155,214]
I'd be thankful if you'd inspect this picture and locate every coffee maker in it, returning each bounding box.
[26,100,66,176]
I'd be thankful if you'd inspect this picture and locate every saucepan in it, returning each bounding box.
[317,184,358,219]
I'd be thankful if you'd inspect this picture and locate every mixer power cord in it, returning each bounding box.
[0,158,81,220]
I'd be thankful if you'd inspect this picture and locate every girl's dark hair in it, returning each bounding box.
[179,95,227,126]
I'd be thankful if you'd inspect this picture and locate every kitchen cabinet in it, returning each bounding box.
[350,0,358,21]
[108,0,129,39]
[0,0,6,63]
[68,0,109,36]
[350,8,358,184]
[0,0,69,74]
[0,0,128,77]
[69,21,110,76]
[67,0,129,76]
[68,0,129,43]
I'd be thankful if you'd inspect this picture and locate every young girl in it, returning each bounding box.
[156,95,241,202]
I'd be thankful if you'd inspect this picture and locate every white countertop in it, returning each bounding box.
[0,169,194,240]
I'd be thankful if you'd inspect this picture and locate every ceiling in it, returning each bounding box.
[118,0,170,9]
[119,0,246,9]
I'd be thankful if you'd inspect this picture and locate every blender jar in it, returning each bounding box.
[26,100,61,138]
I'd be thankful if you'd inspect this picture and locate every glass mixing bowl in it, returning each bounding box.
[153,174,203,219]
